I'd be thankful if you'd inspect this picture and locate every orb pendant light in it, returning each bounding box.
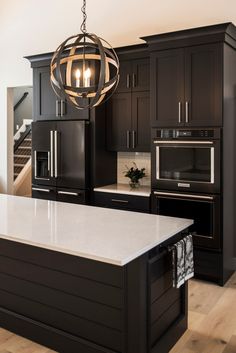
[50,0,119,110]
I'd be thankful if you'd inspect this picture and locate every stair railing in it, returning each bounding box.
[14,92,29,111]
[14,124,31,153]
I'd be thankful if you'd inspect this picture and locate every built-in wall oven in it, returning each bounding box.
[151,129,221,193]
[152,191,221,250]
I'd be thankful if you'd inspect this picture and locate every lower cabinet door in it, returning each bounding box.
[56,188,87,205]
[32,185,56,201]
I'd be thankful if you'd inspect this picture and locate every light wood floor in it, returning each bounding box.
[0,272,235,353]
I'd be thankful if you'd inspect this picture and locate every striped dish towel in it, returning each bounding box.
[171,234,194,288]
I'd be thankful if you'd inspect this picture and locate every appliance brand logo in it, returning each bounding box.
[178,183,191,188]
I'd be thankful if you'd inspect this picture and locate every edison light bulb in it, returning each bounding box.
[84,68,91,87]
[75,69,81,87]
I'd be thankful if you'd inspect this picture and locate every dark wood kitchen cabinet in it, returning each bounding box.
[93,191,150,213]
[32,65,89,121]
[107,91,150,152]
[150,43,222,127]
[107,53,150,152]
[116,57,150,93]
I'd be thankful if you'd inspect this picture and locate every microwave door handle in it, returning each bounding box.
[211,147,214,184]
[34,151,37,179]
[156,146,160,179]
[153,140,214,144]
[50,131,54,178]
[54,130,58,178]
[153,191,214,201]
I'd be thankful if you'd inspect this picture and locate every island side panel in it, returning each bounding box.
[124,230,188,353]
[148,250,188,353]
[0,238,125,353]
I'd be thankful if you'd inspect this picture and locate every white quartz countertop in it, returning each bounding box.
[94,183,151,197]
[0,194,193,266]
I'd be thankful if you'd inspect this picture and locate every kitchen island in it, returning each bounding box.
[0,194,193,353]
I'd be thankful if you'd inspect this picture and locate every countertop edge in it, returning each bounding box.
[94,185,151,197]
[0,219,193,267]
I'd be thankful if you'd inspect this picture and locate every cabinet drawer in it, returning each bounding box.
[56,189,88,205]
[93,191,150,213]
[32,185,56,201]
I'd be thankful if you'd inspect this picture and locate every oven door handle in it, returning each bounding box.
[153,140,214,145]
[153,191,214,201]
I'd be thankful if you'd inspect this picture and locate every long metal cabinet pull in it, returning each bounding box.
[50,131,54,177]
[111,199,129,203]
[178,102,181,123]
[32,187,50,193]
[57,191,80,196]
[54,131,58,178]
[60,100,65,116]
[132,130,136,148]
[127,131,130,149]
[132,73,136,88]
[126,74,130,88]
[56,100,59,117]
[185,101,189,123]
[154,191,214,200]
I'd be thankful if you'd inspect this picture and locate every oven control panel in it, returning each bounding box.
[156,129,218,139]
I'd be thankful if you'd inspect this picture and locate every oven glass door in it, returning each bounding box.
[154,192,221,250]
[156,142,214,184]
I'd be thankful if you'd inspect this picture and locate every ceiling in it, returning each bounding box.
[0,0,236,54]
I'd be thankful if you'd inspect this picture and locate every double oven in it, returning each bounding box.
[151,128,221,250]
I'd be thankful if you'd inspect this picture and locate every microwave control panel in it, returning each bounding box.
[155,129,219,139]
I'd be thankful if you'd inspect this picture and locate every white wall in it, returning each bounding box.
[0,0,236,192]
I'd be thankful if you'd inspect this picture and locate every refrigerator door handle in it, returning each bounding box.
[54,130,58,178]
[50,131,54,178]
[32,187,51,193]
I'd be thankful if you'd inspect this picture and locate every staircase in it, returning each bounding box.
[14,122,32,181]
[14,134,31,180]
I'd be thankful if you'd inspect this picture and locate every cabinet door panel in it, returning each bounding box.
[132,58,150,92]
[60,64,89,120]
[184,43,222,126]
[33,67,57,120]
[106,93,132,151]
[150,49,185,127]
[132,91,150,152]
[116,60,132,93]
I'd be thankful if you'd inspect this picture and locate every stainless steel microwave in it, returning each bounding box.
[151,129,221,193]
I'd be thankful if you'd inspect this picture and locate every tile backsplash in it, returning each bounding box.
[117,152,151,186]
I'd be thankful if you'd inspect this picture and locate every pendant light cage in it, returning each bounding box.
[50,1,119,110]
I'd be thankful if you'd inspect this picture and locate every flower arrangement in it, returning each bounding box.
[124,162,146,188]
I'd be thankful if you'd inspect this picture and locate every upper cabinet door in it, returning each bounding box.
[33,65,89,121]
[150,49,185,127]
[132,91,150,152]
[132,58,150,92]
[116,60,132,93]
[184,43,222,127]
[106,93,132,151]
[33,66,58,121]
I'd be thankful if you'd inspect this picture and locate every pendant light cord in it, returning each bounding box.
[80,0,87,34]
